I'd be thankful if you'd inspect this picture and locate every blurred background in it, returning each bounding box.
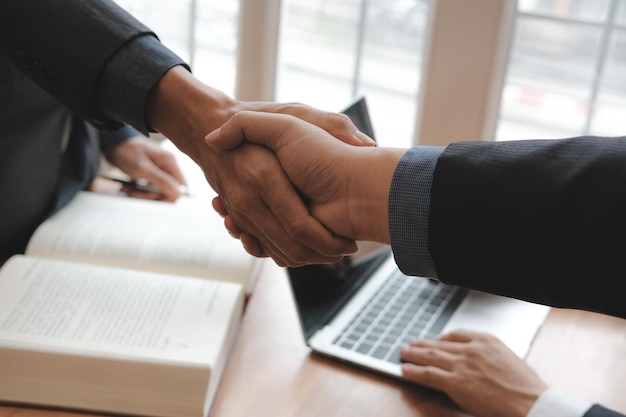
[115,0,626,148]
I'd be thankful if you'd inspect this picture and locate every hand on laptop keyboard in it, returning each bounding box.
[400,330,548,417]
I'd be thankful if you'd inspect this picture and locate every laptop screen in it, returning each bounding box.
[341,96,376,143]
[288,249,390,341]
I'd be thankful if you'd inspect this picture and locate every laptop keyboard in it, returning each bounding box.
[332,271,468,364]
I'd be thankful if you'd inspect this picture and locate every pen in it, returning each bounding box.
[100,175,189,196]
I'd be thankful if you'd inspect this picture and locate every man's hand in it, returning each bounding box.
[145,67,372,266]
[205,111,406,265]
[103,136,187,202]
[400,330,548,417]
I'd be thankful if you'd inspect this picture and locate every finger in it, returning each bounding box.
[207,117,358,258]
[239,233,268,259]
[223,215,243,238]
[438,329,482,344]
[228,196,350,266]
[399,345,457,371]
[257,165,358,259]
[150,147,187,186]
[139,161,186,202]
[218,191,306,266]
[121,186,162,201]
[401,362,451,391]
[254,156,358,261]
[405,338,466,356]
[276,106,375,147]
[214,143,357,264]
[205,111,300,151]
[207,141,356,266]
[216,210,269,260]
[212,196,229,218]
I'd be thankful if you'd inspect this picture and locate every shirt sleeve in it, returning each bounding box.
[527,388,592,417]
[388,146,444,278]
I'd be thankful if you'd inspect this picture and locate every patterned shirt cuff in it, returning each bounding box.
[388,146,443,278]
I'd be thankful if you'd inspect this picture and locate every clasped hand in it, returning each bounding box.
[205,110,405,266]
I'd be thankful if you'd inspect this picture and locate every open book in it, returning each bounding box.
[0,191,259,417]
[26,191,260,294]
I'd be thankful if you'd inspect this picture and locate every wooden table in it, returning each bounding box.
[2,260,625,417]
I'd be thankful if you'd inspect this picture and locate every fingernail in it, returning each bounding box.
[357,131,376,146]
[204,127,221,142]
[178,184,190,196]
[344,243,359,255]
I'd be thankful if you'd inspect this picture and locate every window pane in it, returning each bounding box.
[590,28,626,136]
[115,0,238,96]
[115,0,192,61]
[496,16,602,140]
[277,0,360,109]
[193,1,239,96]
[518,0,611,23]
[360,1,427,147]
[277,0,428,147]
[618,0,626,26]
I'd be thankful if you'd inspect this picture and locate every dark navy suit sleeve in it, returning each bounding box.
[389,137,626,319]
[425,136,626,319]
[584,405,626,417]
[0,0,187,135]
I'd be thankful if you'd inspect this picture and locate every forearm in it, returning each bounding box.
[346,146,407,244]
[145,66,237,163]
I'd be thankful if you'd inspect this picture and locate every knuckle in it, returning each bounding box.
[327,112,354,131]
[283,245,308,265]
[284,217,308,240]
[423,347,438,359]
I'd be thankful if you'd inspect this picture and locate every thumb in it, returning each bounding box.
[205,111,291,151]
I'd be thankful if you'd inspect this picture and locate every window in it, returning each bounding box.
[117,0,625,147]
[276,0,429,148]
[115,0,239,97]
[497,0,626,140]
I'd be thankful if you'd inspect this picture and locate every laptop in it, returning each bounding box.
[286,96,550,378]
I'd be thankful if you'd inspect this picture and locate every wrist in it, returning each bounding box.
[146,66,237,160]
[349,147,405,244]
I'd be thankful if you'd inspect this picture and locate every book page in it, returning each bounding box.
[0,255,243,365]
[25,192,257,288]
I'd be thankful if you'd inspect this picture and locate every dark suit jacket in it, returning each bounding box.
[586,405,626,417]
[428,137,626,320]
[424,137,626,417]
[0,0,185,259]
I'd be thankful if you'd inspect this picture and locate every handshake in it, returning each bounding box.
[203,107,408,268]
